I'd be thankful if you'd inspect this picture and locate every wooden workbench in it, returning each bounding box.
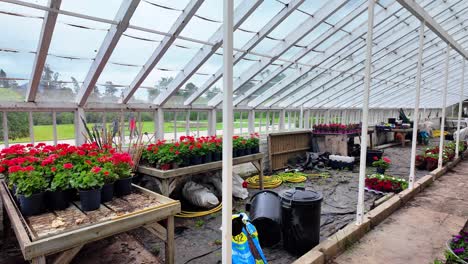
[138,153,265,196]
[376,128,414,147]
[0,181,180,264]
[313,129,375,155]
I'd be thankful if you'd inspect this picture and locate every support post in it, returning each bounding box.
[208,109,217,135]
[409,21,425,190]
[266,111,270,134]
[52,111,57,145]
[248,110,255,134]
[438,45,450,169]
[455,60,466,159]
[3,112,8,148]
[222,0,233,262]
[356,0,375,225]
[28,112,34,144]
[185,110,191,136]
[279,109,286,130]
[75,108,86,146]
[304,109,310,129]
[156,108,164,140]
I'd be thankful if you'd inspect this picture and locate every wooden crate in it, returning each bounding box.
[268,130,312,172]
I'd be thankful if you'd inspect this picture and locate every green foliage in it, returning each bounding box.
[15,170,49,197]
[0,112,29,140]
[195,219,205,228]
[70,170,104,190]
[50,167,73,191]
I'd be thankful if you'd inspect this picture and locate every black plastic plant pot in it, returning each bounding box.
[66,188,79,201]
[376,167,386,174]
[180,156,190,167]
[19,192,45,216]
[245,147,252,155]
[248,190,282,247]
[114,177,133,197]
[213,151,222,161]
[237,148,246,157]
[233,149,238,158]
[191,155,203,165]
[79,188,101,211]
[253,145,260,154]
[101,183,114,203]
[203,152,213,163]
[46,190,70,211]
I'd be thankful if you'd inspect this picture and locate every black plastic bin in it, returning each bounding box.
[246,190,282,247]
[279,187,323,256]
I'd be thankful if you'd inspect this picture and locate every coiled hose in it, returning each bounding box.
[176,203,222,218]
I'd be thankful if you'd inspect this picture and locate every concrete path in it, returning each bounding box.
[333,160,468,264]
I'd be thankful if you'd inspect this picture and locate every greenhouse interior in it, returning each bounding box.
[0,0,468,263]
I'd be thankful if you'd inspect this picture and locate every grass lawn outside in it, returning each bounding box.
[3,117,286,143]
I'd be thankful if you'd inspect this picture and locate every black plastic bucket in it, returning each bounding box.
[280,187,323,255]
[247,190,282,247]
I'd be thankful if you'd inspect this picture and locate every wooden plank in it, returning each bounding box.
[31,256,46,264]
[24,201,180,259]
[165,216,175,264]
[52,244,83,264]
[137,153,264,178]
[0,181,31,256]
[145,222,167,241]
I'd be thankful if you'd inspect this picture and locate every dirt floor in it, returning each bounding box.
[0,143,434,264]
[332,159,468,264]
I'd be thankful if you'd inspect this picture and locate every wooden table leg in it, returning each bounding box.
[165,216,175,264]
[259,159,264,190]
[159,179,170,197]
[31,256,46,264]
[401,133,406,147]
[52,245,84,264]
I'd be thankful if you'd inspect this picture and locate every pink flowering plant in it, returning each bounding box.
[372,156,391,170]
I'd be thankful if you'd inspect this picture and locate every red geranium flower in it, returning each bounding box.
[91,166,102,174]
[63,163,73,169]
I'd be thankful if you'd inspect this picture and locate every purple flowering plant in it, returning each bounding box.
[448,231,468,262]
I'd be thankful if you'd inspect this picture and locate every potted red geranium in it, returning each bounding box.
[372,156,391,174]
[111,152,134,196]
[70,166,105,211]
[9,165,49,216]
[47,163,73,210]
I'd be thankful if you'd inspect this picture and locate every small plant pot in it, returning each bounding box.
[376,167,386,174]
[79,188,101,211]
[426,159,438,171]
[19,192,45,216]
[66,188,79,201]
[253,145,260,154]
[114,177,133,197]
[237,148,246,157]
[172,162,180,169]
[101,183,114,203]
[415,159,426,170]
[245,147,252,155]
[203,152,213,163]
[191,155,203,165]
[180,156,190,167]
[213,152,222,161]
[46,190,70,211]
[233,149,239,158]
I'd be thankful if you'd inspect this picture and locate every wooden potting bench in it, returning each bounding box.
[0,181,180,264]
[376,128,414,147]
[137,153,265,196]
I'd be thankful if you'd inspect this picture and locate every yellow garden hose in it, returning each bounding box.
[277,172,308,183]
[246,175,283,189]
[176,203,222,218]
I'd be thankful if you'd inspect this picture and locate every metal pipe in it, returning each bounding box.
[455,60,466,159]
[438,45,450,169]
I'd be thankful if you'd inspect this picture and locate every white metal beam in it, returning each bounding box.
[25,0,62,102]
[455,60,466,159]
[184,0,305,106]
[396,0,468,59]
[154,0,263,106]
[121,0,203,104]
[221,0,234,262]
[76,0,141,107]
[208,0,350,107]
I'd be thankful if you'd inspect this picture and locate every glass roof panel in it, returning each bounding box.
[60,0,124,21]
[130,0,187,34]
